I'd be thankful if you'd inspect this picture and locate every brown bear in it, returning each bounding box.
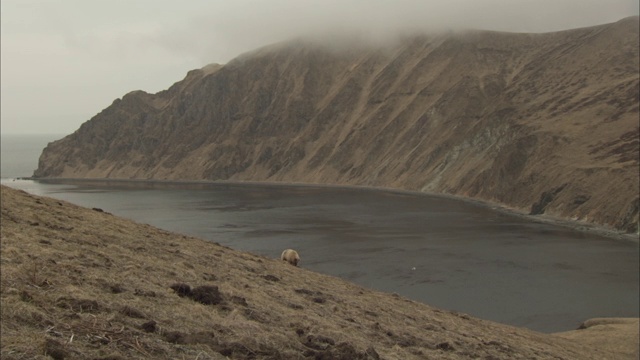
[281,249,300,266]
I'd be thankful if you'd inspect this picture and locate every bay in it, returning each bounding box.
[1,135,638,333]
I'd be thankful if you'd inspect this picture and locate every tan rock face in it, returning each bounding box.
[35,17,639,233]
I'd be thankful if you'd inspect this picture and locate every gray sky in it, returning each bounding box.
[1,0,638,135]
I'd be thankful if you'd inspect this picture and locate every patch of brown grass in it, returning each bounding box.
[1,185,637,359]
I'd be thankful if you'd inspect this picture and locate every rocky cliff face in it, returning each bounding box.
[35,17,639,233]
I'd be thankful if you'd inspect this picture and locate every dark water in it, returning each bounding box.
[2,178,638,333]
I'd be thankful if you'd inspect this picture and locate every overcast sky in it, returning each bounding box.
[1,0,638,135]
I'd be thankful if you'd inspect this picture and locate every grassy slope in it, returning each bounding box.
[1,185,637,359]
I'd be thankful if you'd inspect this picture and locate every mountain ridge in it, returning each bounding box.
[35,17,640,233]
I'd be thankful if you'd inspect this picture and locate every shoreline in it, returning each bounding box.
[20,176,640,243]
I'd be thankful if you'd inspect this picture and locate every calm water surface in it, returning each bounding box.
[2,178,638,333]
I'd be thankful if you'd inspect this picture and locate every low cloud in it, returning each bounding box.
[160,0,640,63]
[1,0,638,134]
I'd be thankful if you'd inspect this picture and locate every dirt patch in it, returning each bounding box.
[170,283,224,305]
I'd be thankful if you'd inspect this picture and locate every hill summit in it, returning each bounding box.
[34,17,639,233]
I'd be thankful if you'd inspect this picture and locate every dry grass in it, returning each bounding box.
[1,185,637,359]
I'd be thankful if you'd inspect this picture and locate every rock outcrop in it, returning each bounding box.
[35,17,639,233]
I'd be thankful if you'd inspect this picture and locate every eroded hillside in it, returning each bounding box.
[34,17,640,233]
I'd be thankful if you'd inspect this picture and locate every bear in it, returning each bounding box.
[281,249,300,266]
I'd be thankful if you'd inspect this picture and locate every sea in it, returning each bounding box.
[1,133,638,333]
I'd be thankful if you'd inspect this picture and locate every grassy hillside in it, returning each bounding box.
[1,185,638,359]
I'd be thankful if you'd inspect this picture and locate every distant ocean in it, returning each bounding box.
[0,133,66,179]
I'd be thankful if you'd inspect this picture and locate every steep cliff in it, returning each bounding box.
[35,17,639,233]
